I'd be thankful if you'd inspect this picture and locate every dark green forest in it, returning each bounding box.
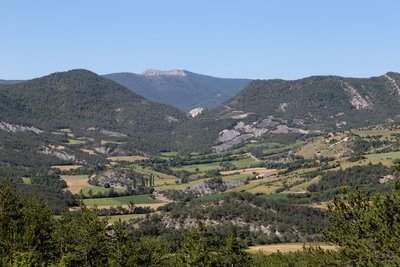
[1,179,400,266]
[0,70,187,153]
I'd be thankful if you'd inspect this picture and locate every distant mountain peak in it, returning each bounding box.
[141,69,187,77]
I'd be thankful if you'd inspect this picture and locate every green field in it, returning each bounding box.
[171,154,259,173]
[365,151,400,160]
[173,162,224,173]
[229,142,283,154]
[83,194,162,206]
[231,157,260,169]
[221,173,250,182]
[22,177,32,185]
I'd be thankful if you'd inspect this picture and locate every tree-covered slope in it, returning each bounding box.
[0,69,187,152]
[174,72,400,152]
[104,70,251,111]
[224,72,400,128]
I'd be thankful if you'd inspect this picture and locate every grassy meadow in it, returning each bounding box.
[82,194,162,207]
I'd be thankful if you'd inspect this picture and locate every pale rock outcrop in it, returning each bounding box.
[342,81,373,109]
[142,69,187,77]
[188,107,205,118]
[0,121,43,134]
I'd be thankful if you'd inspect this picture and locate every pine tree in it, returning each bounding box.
[323,180,400,265]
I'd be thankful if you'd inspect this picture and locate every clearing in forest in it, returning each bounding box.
[52,165,83,171]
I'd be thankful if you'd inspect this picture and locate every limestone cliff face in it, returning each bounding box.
[142,69,187,77]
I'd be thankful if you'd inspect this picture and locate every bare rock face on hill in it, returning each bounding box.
[189,107,205,118]
[213,118,308,152]
[0,121,43,134]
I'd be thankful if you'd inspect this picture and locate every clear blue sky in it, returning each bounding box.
[1,0,399,80]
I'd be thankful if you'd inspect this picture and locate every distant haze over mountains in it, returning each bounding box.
[0,79,23,84]
[103,70,251,111]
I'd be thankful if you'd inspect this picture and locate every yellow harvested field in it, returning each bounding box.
[248,243,337,254]
[68,139,86,145]
[220,168,276,176]
[81,149,97,155]
[51,165,82,171]
[107,155,148,162]
[228,176,283,194]
[61,175,93,194]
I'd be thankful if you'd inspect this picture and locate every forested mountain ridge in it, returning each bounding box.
[0,69,187,152]
[224,72,400,127]
[104,70,251,111]
[173,72,400,151]
[1,70,399,154]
